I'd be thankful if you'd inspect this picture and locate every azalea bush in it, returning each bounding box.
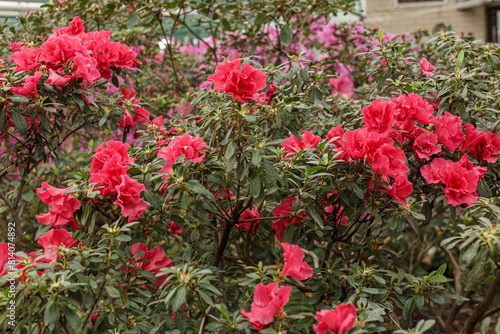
[1,1,500,334]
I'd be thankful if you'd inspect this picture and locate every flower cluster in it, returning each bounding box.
[89,140,147,221]
[11,16,139,89]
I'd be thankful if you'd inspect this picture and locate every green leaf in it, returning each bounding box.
[415,294,424,308]
[185,181,207,195]
[22,189,34,202]
[407,218,423,241]
[44,297,59,325]
[250,176,261,198]
[11,111,27,135]
[172,286,187,312]
[280,25,293,47]
[255,12,267,26]
[144,189,163,210]
[307,207,324,228]
[252,149,262,165]
[282,223,295,243]
[226,141,236,160]
[263,159,278,184]
[115,234,131,242]
[127,12,138,29]
[436,263,447,276]
[456,50,464,69]
[0,108,6,131]
[181,192,189,210]
[214,304,231,322]
[221,19,231,31]
[198,291,214,307]
[61,305,81,330]
[73,94,85,108]
[299,68,309,82]
[378,28,384,43]
[112,76,120,88]
[482,318,492,334]
[38,114,51,131]
[402,297,415,319]
[105,285,121,298]
[9,95,29,103]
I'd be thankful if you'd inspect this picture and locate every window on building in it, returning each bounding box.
[396,0,445,4]
[487,7,500,43]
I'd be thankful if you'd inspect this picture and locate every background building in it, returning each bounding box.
[364,0,500,42]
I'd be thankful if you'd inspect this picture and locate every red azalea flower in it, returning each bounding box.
[11,72,43,97]
[273,197,305,242]
[313,303,357,334]
[114,175,148,222]
[208,59,267,103]
[235,206,261,236]
[129,243,173,289]
[281,242,313,281]
[420,57,436,76]
[462,124,500,163]
[281,131,321,157]
[434,112,465,152]
[413,129,441,161]
[361,99,395,136]
[37,229,78,262]
[36,182,81,229]
[240,283,292,331]
[421,156,485,206]
[157,134,206,174]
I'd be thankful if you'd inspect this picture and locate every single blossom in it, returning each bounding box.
[240,283,292,331]
[207,59,267,103]
[413,130,441,161]
[421,156,485,206]
[420,57,436,76]
[385,175,413,205]
[391,93,435,126]
[168,221,183,236]
[461,124,500,163]
[329,75,354,99]
[273,197,305,242]
[313,303,357,334]
[36,182,81,229]
[281,243,313,281]
[157,134,207,174]
[37,229,78,262]
[281,131,321,157]
[371,143,409,178]
[236,206,261,236]
[114,175,148,222]
[0,243,9,277]
[46,69,72,86]
[89,140,135,197]
[326,125,344,148]
[10,47,40,72]
[361,99,395,136]
[434,112,465,152]
[11,72,43,97]
[129,243,173,289]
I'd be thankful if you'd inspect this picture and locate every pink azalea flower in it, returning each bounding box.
[419,57,436,76]
[281,243,313,281]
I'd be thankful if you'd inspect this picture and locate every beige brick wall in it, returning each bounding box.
[364,0,487,41]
